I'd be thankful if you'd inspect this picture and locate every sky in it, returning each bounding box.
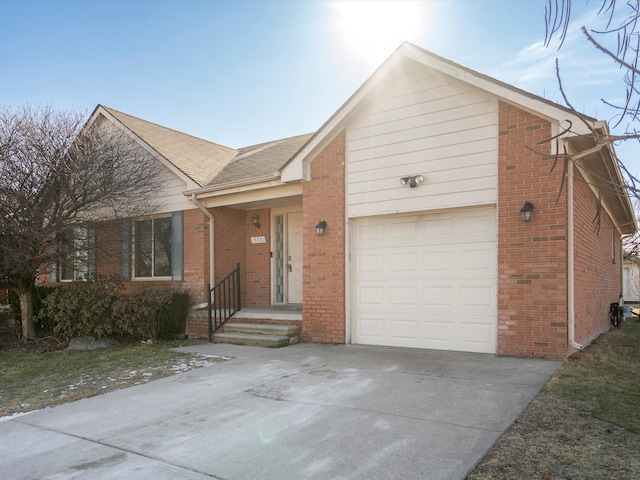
[1,0,638,174]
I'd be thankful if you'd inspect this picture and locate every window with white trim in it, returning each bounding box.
[134,216,172,279]
[60,227,91,282]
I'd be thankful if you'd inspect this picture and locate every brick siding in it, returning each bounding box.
[301,132,347,343]
[497,101,569,358]
[572,168,622,344]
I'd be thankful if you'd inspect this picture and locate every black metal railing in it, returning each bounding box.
[208,263,241,341]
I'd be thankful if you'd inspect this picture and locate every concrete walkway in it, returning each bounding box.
[0,343,561,479]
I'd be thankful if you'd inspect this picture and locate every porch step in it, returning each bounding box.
[213,323,299,348]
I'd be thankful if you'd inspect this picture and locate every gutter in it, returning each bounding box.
[190,194,215,308]
[184,173,281,197]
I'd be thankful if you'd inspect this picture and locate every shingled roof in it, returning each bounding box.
[100,105,238,187]
[208,133,314,187]
[98,105,313,189]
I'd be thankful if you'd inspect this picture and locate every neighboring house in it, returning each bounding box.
[46,42,636,358]
[623,254,640,303]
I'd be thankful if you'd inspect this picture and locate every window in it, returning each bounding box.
[121,212,182,282]
[59,227,93,282]
[134,216,172,278]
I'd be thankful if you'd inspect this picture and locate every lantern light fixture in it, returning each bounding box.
[315,220,327,236]
[520,201,534,222]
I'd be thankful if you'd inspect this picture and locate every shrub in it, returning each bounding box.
[38,276,124,340]
[113,286,189,340]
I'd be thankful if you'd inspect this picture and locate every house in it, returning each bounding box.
[48,42,636,358]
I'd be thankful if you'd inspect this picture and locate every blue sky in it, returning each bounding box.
[1,0,637,173]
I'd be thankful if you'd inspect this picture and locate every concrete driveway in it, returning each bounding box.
[0,343,561,479]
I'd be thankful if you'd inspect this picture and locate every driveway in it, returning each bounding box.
[0,343,561,479]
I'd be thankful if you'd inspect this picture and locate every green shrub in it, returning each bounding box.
[113,287,189,340]
[38,276,123,340]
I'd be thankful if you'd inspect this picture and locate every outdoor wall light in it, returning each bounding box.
[399,174,424,188]
[520,201,534,222]
[252,213,261,229]
[316,220,327,236]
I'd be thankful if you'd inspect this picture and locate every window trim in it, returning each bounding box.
[131,214,173,281]
[58,226,93,282]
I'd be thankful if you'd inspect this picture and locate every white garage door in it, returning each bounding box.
[352,207,497,353]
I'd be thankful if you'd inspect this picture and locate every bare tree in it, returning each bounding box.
[0,105,163,340]
[540,0,640,239]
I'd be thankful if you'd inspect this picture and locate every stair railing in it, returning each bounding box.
[208,263,241,341]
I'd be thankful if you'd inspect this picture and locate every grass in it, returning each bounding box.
[467,318,640,480]
[0,338,223,419]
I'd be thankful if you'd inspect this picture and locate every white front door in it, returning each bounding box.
[287,212,303,304]
[273,211,303,305]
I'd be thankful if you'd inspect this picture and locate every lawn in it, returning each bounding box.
[0,323,223,419]
[467,318,640,479]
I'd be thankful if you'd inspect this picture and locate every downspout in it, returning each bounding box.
[190,194,215,301]
[567,161,585,350]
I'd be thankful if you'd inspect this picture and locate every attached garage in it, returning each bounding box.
[352,207,497,353]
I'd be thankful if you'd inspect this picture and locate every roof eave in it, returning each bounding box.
[184,173,284,199]
[568,133,637,235]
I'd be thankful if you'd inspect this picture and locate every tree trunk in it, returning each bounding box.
[18,287,34,341]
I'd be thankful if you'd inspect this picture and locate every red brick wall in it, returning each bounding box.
[211,206,245,298]
[301,132,346,343]
[183,208,209,305]
[572,168,621,344]
[497,102,569,358]
[243,208,271,307]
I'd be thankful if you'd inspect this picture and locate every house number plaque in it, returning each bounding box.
[250,236,266,244]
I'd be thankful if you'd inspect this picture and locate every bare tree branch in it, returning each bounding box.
[0,105,164,340]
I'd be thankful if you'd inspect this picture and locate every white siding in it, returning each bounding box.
[150,164,197,213]
[346,64,498,218]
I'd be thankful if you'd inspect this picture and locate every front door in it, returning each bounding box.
[273,211,303,305]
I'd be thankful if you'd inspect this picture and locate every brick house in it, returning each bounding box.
[52,43,635,358]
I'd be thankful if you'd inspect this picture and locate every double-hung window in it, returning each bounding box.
[59,227,94,282]
[134,216,172,279]
[127,212,183,281]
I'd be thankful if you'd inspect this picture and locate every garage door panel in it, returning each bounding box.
[460,286,495,308]
[353,208,497,353]
[422,251,454,273]
[358,286,385,305]
[358,315,385,338]
[424,286,455,306]
[390,252,419,273]
[390,318,418,340]
[390,286,418,305]
[460,248,495,273]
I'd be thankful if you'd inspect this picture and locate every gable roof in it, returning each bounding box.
[281,42,599,182]
[279,41,635,234]
[207,133,314,188]
[97,105,238,187]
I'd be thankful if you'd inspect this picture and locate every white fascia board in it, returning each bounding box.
[195,182,303,209]
[93,106,201,191]
[184,174,283,198]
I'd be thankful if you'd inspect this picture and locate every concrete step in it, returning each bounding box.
[224,322,299,337]
[213,322,299,348]
[213,332,293,348]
